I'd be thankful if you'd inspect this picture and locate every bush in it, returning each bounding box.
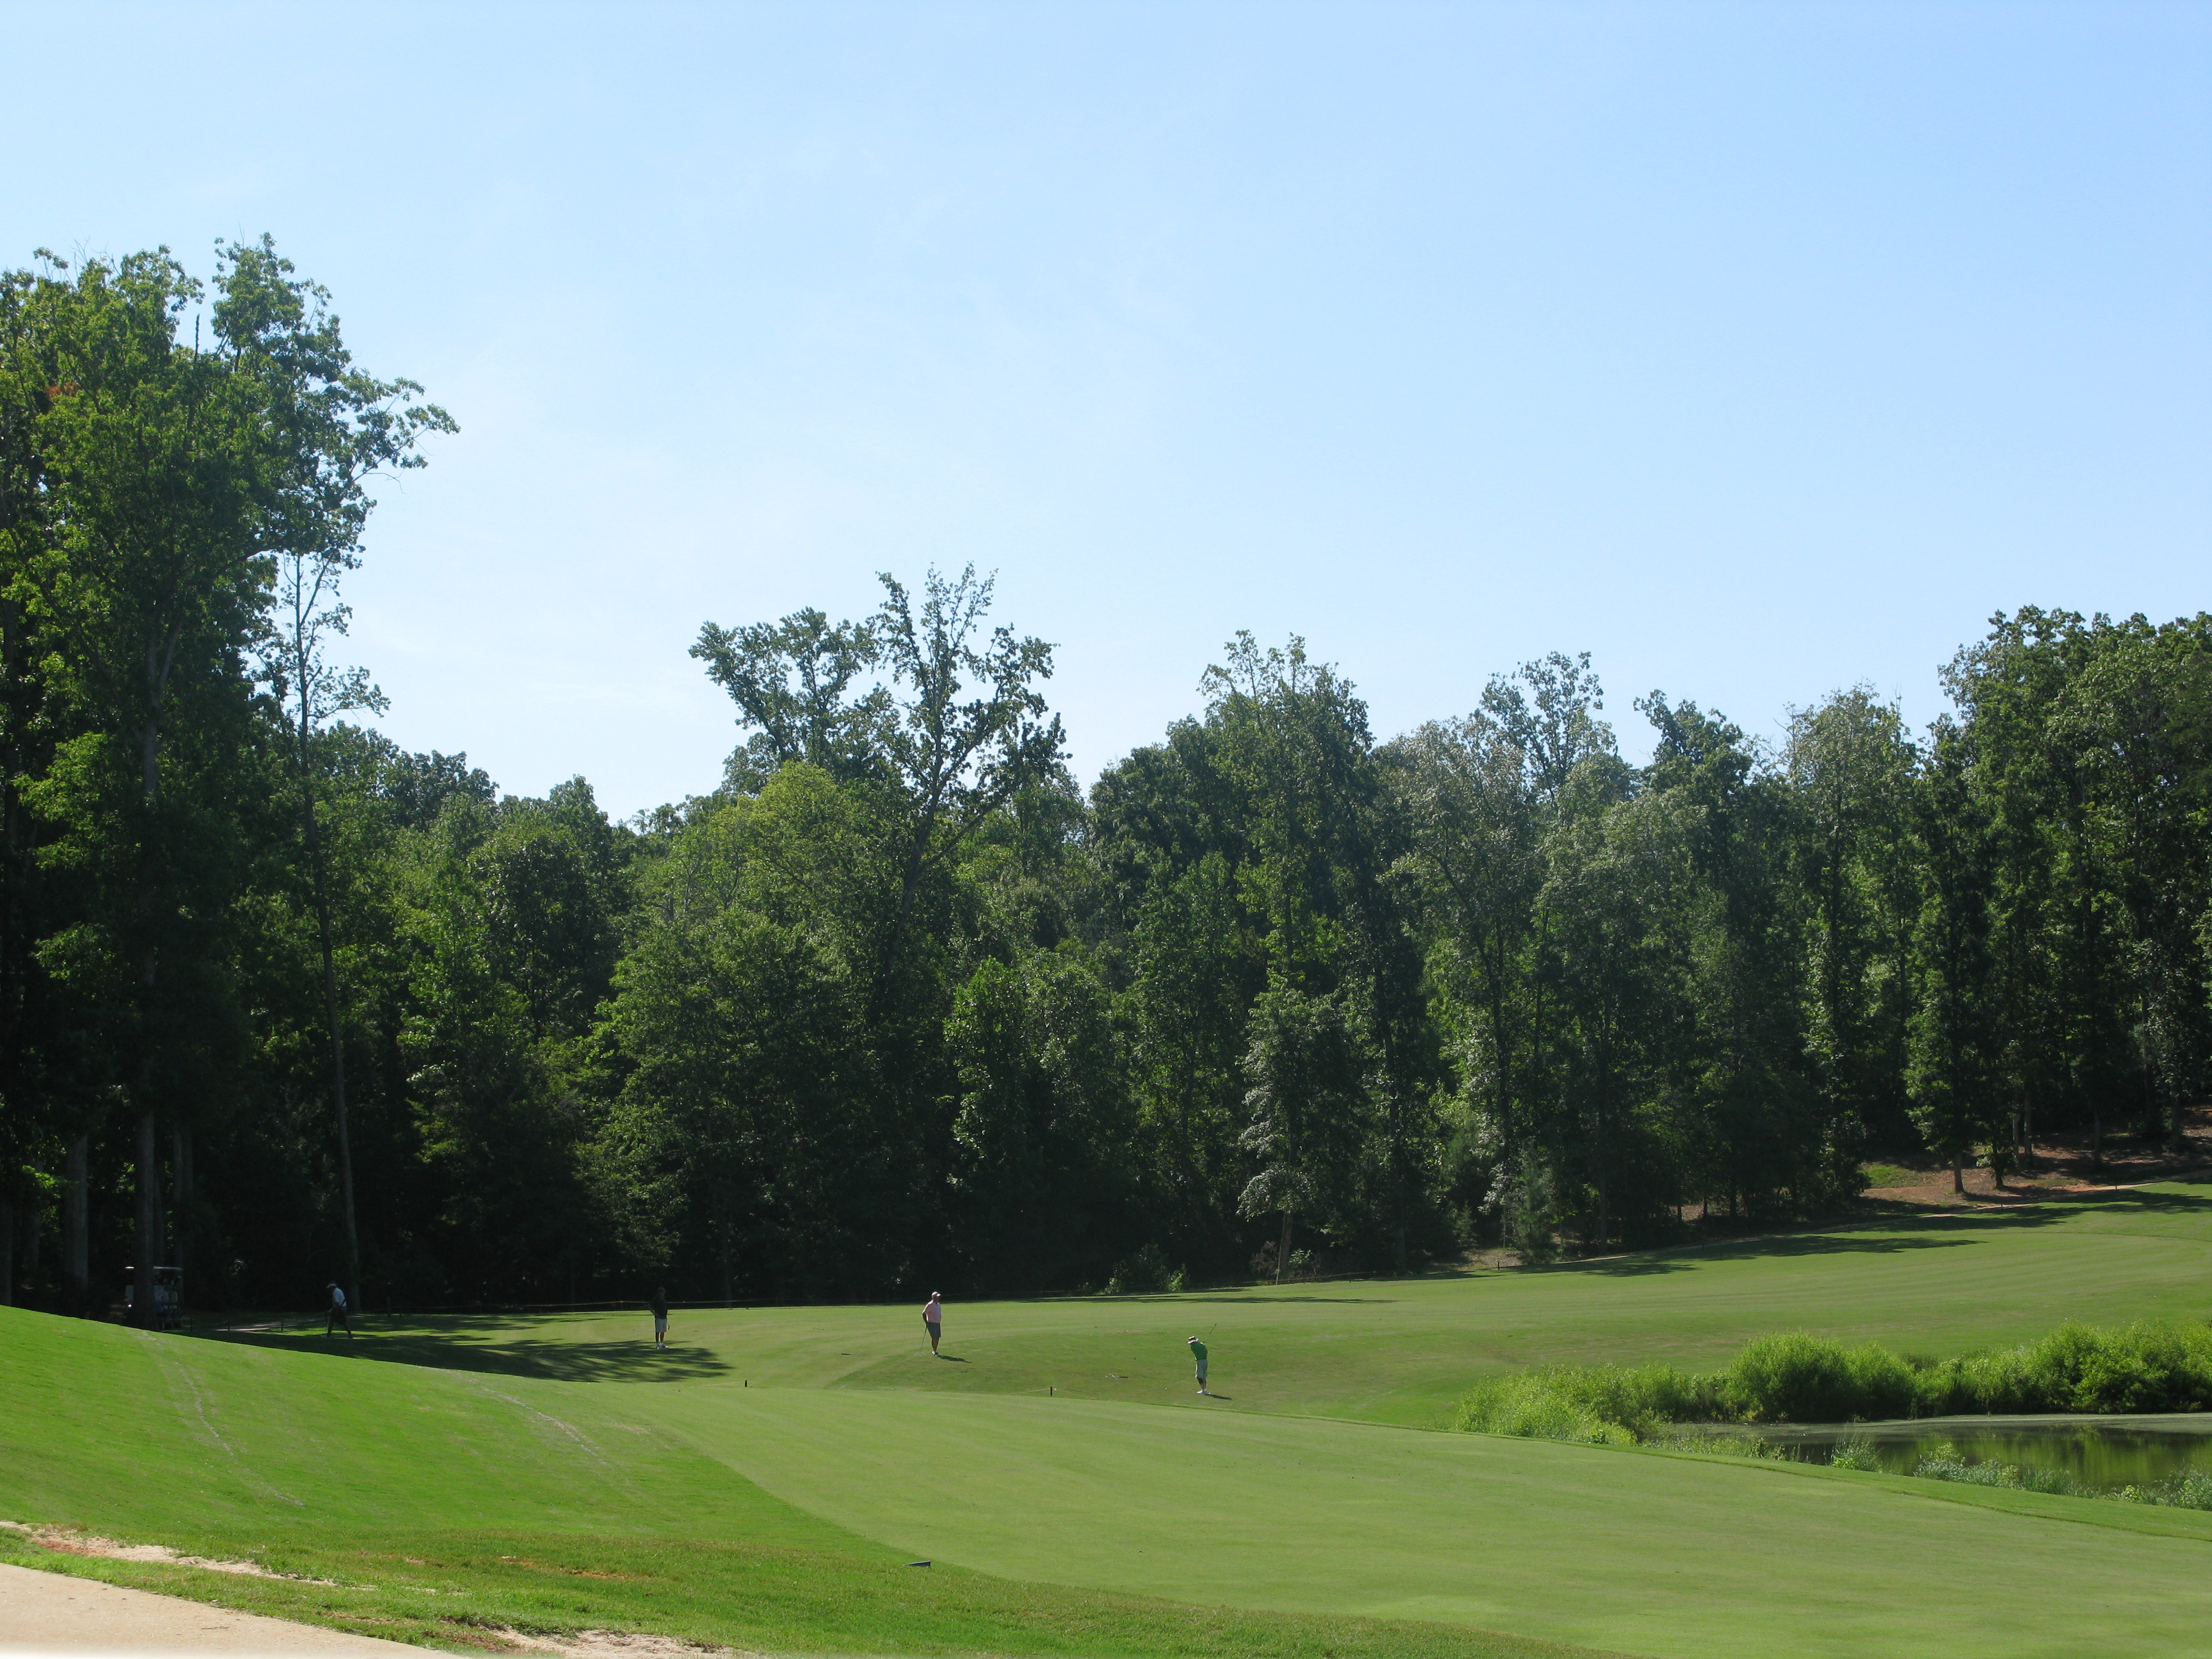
[2116,1471,2212,1511]
[1912,1449,2089,1498]
[1829,1436,1881,1472]
[1453,1371,1638,1445]
[1104,1243,1175,1296]
[1454,1363,1714,1443]
[1917,1321,2212,1415]
[1450,1319,2212,1448]
[1722,1333,1916,1424]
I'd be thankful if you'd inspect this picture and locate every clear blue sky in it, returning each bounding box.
[9,2,2207,815]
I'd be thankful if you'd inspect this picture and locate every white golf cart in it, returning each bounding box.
[123,1265,185,1329]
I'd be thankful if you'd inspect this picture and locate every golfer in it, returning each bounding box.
[1188,1334,1209,1395]
[326,1282,353,1339]
[650,1287,669,1349]
[923,1292,943,1356]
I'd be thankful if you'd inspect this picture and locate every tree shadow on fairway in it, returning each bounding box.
[1522,1225,1987,1279]
[1500,1185,2212,1280]
[1168,1295,1400,1305]
[2088,1185,2212,1215]
[208,1322,732,1384]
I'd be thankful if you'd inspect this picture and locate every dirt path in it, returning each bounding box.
[0,1561,416,1651]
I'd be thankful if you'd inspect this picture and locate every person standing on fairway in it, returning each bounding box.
[326,1282,352,1339]
[650,1287,669,1350]
[1188,1334,1209,1395]
[924,1292,943,1356]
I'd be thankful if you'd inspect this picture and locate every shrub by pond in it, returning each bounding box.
[1454,1321,2212,1446]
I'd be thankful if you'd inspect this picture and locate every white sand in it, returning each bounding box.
[0,1561,416,1653]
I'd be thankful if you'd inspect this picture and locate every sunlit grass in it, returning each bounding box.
[8,1177,2212,1657]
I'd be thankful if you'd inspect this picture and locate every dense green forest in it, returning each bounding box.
[4,244,2210,1317]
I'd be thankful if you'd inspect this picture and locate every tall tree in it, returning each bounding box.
[3,241,446,1321]
[16,247,273,1322]
[246,237,452,1314]
[1786,689,1921,1151]
[1908,718,2001,1190]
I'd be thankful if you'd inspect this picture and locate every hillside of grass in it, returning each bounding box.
[0,1308,1605,1658]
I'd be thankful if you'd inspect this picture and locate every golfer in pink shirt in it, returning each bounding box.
[923,1292,943,1355]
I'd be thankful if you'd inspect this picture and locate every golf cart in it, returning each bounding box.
[123,1264,185,1329]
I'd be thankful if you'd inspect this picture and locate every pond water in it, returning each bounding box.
[1694,1413,2212,1491]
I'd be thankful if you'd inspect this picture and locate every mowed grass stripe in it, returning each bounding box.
[637,1381,2212,1659]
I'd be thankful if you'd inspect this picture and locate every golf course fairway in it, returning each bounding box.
[634,1381,2212,1659]
[5,1178,2210,1656]
[316,1177,2212,1425]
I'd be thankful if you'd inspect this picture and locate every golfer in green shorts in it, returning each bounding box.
[1188,1335,1209,1395]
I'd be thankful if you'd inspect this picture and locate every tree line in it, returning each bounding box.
[4,243,2208,1319]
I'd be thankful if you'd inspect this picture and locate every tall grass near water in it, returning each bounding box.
[1909,1447,2212,1511]
[1453,1321,2212,1441]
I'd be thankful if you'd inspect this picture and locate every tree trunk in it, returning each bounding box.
[299,750,363,1317]
[1952,1149,1964,1196]
[140,709,160,816]
[0,1197,13,1307]
[134,1111,160,1328]
[22,1192,39,1286]
[171,1124,192,1311]
[1592,1087,1610,1250]
[1274,1209,1293,1285]
[64,1136,87,1298]
[1592,1050,1611,1251]
[133,669,173,1329]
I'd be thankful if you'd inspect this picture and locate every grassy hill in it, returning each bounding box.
[0,1309,1595,1659]
[5,1177,2210,1657]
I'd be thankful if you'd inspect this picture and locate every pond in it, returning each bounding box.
[1694,1413,2212,1493]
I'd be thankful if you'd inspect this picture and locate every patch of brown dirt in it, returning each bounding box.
[2,1524,749,1656]
[1863,1113,2211,1211]
[497,1631,752,1657]
[1,1520,338,1584]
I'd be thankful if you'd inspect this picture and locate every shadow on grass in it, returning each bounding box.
[1162,1295,1401,1305]
[1519,1183,2212,1280]
[2093,1185,2212,1214]
[205,1322,732,1384]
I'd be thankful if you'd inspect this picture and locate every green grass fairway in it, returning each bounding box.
[320,1177,2212,1427]
[7,1177,2211,1656]
[638,1383,2212,1659]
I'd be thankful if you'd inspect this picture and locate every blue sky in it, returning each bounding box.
[8,2,2207,815]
